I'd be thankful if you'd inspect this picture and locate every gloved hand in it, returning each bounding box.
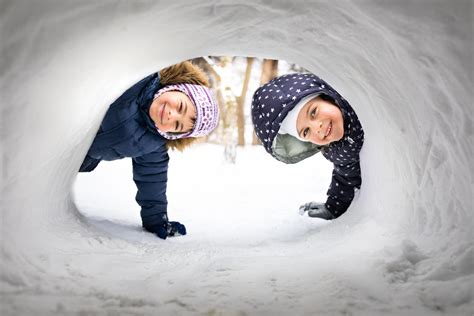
[146,214,187,240]
[299,202,335,220]
[153,221,187,240]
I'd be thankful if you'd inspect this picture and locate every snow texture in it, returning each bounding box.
[1,0,473,315]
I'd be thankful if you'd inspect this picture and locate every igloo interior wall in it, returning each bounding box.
[1,0,472,315]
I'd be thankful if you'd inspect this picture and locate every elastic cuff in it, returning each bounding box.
[325,200,349,218]
[142,213,168,231]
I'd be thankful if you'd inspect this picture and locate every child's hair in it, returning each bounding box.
[318,93,336,104]
[159,61,211,151]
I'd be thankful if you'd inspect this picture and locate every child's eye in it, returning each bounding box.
[303,128,309,138]
[311,107,317,118]
[175,121,179,131]
[179,102,183,113]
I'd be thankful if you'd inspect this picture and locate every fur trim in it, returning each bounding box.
[167,137,199,151]
[159,61,210,88]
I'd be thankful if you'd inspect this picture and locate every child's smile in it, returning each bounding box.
[159,103,165,123]
[296,96,344,146]
[150,91,196,134]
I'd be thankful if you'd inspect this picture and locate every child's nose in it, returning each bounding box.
[168,107,179,120]
[316,121,323,134]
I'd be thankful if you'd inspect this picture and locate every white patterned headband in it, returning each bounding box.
[154,84,220,140]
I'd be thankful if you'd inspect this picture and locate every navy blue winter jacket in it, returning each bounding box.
[251,73,364,217]
[79,73,170,231]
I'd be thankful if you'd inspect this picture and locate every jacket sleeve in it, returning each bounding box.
[132,145,170,231]
[325,159,361,218]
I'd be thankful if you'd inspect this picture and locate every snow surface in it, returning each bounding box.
[1,0,473,315]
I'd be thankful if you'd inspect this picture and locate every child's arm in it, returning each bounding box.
[325,160,361,218]
[132,147,177,237]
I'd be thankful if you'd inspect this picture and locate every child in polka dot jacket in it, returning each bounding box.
[251,73,364,219]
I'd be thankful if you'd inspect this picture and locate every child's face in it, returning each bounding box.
[296,96,344,146]
[151,91,196,133]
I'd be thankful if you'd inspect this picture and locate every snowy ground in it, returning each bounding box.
[74,144,334,246]
[1,0,473,315]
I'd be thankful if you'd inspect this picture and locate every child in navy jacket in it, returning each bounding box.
[79,62,219,239]
[251,73,364,219]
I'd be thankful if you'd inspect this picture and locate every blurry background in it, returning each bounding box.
[190,56,308,163]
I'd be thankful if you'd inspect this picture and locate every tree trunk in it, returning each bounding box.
[236,57,254,146]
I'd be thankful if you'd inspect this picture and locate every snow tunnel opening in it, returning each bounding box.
[6,0,468,259]
[3,0,417,252]
[4,2,472,314]
[72,56,358,244]
[59,15,415,246]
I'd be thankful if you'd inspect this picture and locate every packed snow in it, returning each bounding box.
[1,0,472,315]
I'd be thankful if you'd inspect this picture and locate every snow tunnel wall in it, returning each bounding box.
[2,0,472,295]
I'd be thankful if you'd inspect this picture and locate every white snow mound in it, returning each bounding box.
[1,1,472,315]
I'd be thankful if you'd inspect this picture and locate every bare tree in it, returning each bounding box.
[200,56,238,163]
[236,57,254,146]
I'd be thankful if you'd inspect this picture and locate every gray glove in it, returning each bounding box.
[299,202,335,220]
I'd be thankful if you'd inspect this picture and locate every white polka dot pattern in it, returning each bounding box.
[251,73,364,218]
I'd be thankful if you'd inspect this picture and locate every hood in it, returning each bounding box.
[251,73,352,163]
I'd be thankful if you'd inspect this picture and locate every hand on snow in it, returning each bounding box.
[167,221,187,237]
[153,221,187,240]
[299,202,335,220]
[147,216,187,240]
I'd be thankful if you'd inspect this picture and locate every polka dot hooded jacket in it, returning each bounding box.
[251,73,364,218]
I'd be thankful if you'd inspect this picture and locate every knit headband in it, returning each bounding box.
[154,84,219,140]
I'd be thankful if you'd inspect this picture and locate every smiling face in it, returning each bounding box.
[296,96,344,145]
[150,90,196,134]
